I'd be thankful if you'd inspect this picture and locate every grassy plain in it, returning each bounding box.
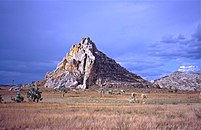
[0,86,201,130]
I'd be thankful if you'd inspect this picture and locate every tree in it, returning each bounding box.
[27,87,42,102]
[11,93,24,102]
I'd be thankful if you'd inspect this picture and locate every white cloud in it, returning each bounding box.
[178,65,200,72]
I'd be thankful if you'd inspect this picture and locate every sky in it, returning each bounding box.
[0,0,200,85]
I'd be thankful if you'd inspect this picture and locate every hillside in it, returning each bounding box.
[153,71,201,91]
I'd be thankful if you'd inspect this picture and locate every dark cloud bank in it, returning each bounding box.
[118,24,201,80]
[150,24,201,60]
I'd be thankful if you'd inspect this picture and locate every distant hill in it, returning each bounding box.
[153,71,201,91]
[0,85,11,87]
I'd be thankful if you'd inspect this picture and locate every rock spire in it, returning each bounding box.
[44,37,150,89]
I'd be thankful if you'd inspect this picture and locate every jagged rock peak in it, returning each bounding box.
[44,37,150,89]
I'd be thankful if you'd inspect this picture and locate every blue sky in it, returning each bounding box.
[0,0,200,85]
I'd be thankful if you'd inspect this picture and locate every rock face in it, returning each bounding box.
[153,71,201,91]
[44,37,150,89]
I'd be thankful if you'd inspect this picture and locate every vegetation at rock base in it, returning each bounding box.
[11,93,24,103]
[27,87,42,102]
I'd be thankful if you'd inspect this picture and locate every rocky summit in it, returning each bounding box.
[44,37,150,89]
[153,71,201,91]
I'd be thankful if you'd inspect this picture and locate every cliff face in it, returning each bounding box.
[153,71,201,91]
[44,37,150,89]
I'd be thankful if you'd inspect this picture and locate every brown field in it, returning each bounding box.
[0,86,201,130]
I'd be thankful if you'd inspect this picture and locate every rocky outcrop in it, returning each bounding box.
[153,71,201,91]
[44,37,150,89]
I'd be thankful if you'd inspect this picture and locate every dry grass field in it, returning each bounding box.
[0,86,201,130]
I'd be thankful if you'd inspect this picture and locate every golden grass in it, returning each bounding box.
[0,87,201,129]
[0,103,201,129]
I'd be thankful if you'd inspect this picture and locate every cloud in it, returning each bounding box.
[0,71,23,77]
[115,24,201,81]
[0,70,43,85]
[117,52,164,68]
[160,35,180,43]
[0,60,59,84]
[192,24,201,41]
[149,24,201,60]
[178,65,200,72]
[0,60,58,71]
[115,53,167,80]
[160,34,186,44]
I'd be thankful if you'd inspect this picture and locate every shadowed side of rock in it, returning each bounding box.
[93,49,149,88]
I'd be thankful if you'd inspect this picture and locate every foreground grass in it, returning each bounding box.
[0,87,201,129]
[0,103,201,129]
